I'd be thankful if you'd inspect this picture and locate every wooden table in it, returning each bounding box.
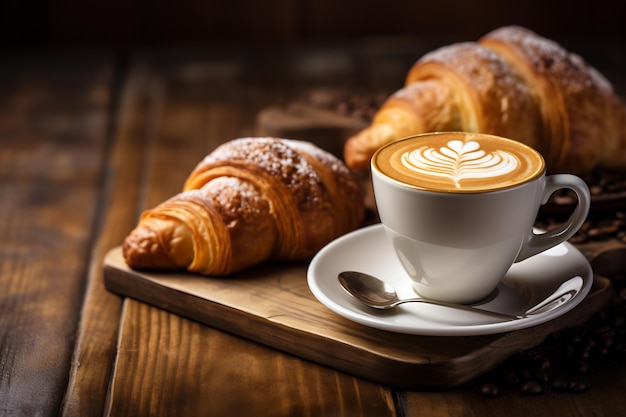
[2,39,626,416]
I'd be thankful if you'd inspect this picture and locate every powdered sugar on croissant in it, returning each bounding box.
[123,137,364,275]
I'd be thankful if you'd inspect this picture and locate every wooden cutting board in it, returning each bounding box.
[103,246,612,390]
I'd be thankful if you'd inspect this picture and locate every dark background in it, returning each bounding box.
[1,0,624,50]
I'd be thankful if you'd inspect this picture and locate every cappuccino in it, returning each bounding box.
[372,132,545,192]
[371,132,590,303]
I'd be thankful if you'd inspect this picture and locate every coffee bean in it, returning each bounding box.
[595,325,615,338]
[501,370,520,385]
[588,225,620,239]
[521,380,543,395]
[553,194,576,205]
[525,349,544,362]
[568,379,590,393]
[590,185,603,195]
[577,360,590,374]
[480,382,500,397]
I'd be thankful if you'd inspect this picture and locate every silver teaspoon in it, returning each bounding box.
[338,271,580,320]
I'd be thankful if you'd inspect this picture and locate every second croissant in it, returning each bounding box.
[344,26,625,174]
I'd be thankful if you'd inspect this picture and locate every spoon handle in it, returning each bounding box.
[393,298,523,320]
[395,287,577,320]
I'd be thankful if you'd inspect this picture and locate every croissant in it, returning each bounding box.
[344,26,625,174]
[123,137,364,275]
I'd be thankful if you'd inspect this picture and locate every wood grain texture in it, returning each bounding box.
[0,55,112,416]
[107,299,396,417]
[60,65,160,417]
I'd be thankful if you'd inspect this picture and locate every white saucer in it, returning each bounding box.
[307,224,593,336]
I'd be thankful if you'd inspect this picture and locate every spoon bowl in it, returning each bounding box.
[338,271,579,321]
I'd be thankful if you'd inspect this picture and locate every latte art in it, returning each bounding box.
[373,133,545,192]
[401,140,519,188]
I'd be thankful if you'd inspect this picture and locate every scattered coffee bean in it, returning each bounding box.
[576,360,590,374]
[500,370,520,386]
[568,379,590,393]
[299,89,389,123]
[521,380,543,395]
[550,378,569,391]
[480,382,500,397]
[590,185,603,195]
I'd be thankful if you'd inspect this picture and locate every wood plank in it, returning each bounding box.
[0,54,112,416]
[60,64,159,416]
[107,298,397,417]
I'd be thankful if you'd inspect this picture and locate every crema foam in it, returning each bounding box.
[373,133,545,192]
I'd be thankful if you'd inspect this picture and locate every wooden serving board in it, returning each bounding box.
[103,246,611,390]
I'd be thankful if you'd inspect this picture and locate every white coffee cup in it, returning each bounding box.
[371,132,590,304]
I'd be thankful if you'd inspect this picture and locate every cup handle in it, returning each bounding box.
[515,174,590,262]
